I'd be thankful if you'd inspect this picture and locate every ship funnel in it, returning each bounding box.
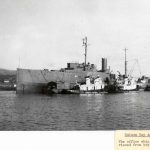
[102,58,107,72]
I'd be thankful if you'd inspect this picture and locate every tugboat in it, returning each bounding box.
[66,76,106,94]
[79,76,106,94]
[107,48,139,93]
[116,76,138,92]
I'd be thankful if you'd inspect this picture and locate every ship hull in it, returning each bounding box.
[16,82,46,94]
[16,68,109,94]
[106,84,139,93]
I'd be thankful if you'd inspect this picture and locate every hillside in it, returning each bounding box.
[0,69,16,76]
[0,69,16,83]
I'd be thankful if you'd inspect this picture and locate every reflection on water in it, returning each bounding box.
[0,91,150,130]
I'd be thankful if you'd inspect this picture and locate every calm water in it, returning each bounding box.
[0,91,150,130]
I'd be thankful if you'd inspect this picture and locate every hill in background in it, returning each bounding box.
[0,68,16,76]
[0,69,16,83]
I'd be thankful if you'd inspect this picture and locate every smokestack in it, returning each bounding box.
[102,58,107,72]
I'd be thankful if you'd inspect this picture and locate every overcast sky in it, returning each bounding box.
[0,0,150,76]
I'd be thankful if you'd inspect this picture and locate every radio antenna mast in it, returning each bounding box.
[124,48,128,77]
[83,37,87,71]
[18,56,20,68]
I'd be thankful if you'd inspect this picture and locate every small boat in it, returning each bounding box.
[78,76,106,94]
[117,76,138,92]
[107,48,139,93]
[106,76,138,93]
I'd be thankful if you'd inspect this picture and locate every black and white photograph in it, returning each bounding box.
[0,0,150,132]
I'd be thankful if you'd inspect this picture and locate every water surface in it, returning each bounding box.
[0,91,150,130]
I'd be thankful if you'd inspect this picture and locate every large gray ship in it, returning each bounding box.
[16,37,111,94]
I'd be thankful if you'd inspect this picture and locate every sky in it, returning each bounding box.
[0,0,150,76]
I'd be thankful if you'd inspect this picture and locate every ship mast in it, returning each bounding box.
[83,37,87,71]
[124,48,128,77]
